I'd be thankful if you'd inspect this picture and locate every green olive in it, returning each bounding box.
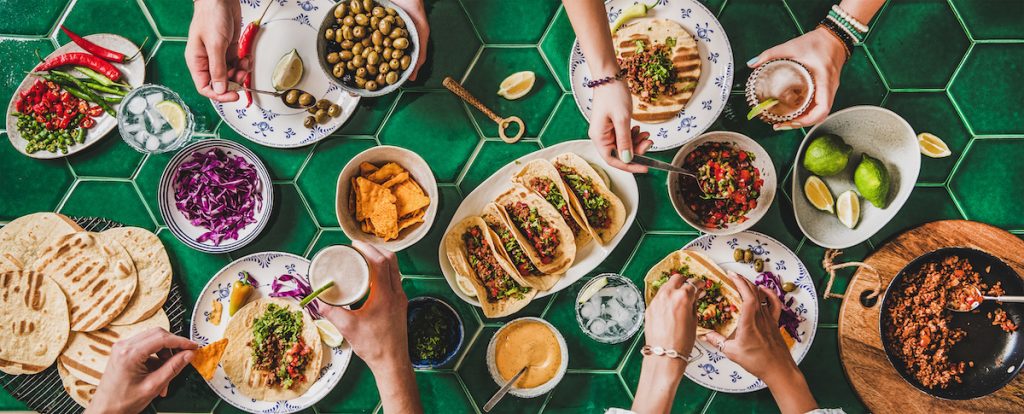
[340,40,354,49]
[385,71,398,85]
[371,6,384,17]
[285,89,300,105]
[365,80,379,91]
[378,20,392,35]
[373,45,383,53]
[352,43,364,56]
[315,109,330,124]
[743,249,754,263]
[349,0,362,14]
[326,52,340,64]
[361,37,372,47]
[383,37,392,48]
[307,106,317,114]
[346,60,356,70]
[392,37,409,50]
[352,26,366,39]
[375,73,386,85]
[383,47,393,57]
[341,26,353,40]
[354,76,366,88]
[355,67,368,79]
[388,58,400,70]
[383,15,395,25]
[298,93,314,107]
[328,104,341,117]
[379,62,390,74]
[782,282,796,293]
[354,13,368,26]
[400,55,411,70]
[335,29,344,43]
[389,27,404,39]
[733,248,744,262]
[316,99,331,110]
[304,116,316,129]
[325,28,335,40]
[370,16,380,28]
[332,62,345,78]
[334,3,348,18]
[342,15,355,26]
[366,64,378,75]
[371,31,383,46]
[395,16,406,28]
[367,51,380,66]
[351,55,364,67]
[361,47,371,58]
[385,6,396,16]
[754,258,764,273]
[362,0,372,13]
[339,50,354,61]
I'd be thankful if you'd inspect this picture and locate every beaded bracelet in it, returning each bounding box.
[818,20,853,58]
[585,69,627,88]
[827,11,864,44]
[831,4,869,33]
[640,345,702,363]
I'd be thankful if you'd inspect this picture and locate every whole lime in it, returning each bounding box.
[854,154,890,208]
[802,134,852,176]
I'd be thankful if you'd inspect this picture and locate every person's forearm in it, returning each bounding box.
[631,358,685,414]
[763,364,818,414]
[838,0,886,25]
[562,0,620,78]
[372,358,423,414]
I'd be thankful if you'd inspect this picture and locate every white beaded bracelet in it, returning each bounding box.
[640,345,702,363]
[826,14,862,45]
[832,4,869,33]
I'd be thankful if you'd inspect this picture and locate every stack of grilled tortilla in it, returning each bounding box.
[0,212,172,408]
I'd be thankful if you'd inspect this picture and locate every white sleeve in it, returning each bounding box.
[604,408,636,414]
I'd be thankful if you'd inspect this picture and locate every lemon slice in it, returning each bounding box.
[578,276,608,304]
[272,49,304,91]
[497,71,535,100]
[155,101,187,134]
[804,176,834,213]
[455,275,477,297]
[746,98,779,120]
[836,190,860,229]
[918,132,951,158]
[314,319,344,347]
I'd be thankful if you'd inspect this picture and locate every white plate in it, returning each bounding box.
[791,106,920,248]
[438,140,639,307]
[485,317,568,398]
[569,0,733,152]
[158,139,274,253]
[213,0,359,148]
[5,34,146,159]
[190,252,352,414]
[681,231,818,393]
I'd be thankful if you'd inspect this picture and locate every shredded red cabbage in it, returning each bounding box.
[270,274,321,318]
[173,148,263,246]
[755,271,803,342]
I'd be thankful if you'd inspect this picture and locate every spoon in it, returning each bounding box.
[621,152,726,199]
[227,82,314,109]
[483,365,528,412]
[947,285,1024,312]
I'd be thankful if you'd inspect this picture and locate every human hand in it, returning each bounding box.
[748,27,849,130]
[186,0,246,102]
[589,80,652,173]
[643,273,701,377]
[85,328,197,414]
[390,0,429,81]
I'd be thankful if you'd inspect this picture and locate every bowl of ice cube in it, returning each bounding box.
[117,84,194,154]
[574,273,645,344]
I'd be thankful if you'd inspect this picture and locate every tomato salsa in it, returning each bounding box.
[652,267,736,330]
[489,223,543,277]
[528,176,581,235]
[679,142,763,229]
[463,226,529,302]
[251,303,312,389]
[505,202,561,264]
[556,164,611,229]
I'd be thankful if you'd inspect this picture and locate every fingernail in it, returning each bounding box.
[773,124,794,131]
[619,149,633,163]
[184,351,194,363]
[746,56,759,66]
[213,81,226,94]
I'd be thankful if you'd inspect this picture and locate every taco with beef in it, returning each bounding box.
[495,185,577,275]
[644,250,741,337]
[513,159,592,249]
[552,153,626,245]
[481,203,562,291]
[613,18,701,123]
[445,216,536,318]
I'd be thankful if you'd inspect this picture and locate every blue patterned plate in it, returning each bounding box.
[190,252,353,414]
[569,0,733,152]
[213,0,359,148]
[681,231,818,393]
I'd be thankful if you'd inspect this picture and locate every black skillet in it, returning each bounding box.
[879,247,1024,400]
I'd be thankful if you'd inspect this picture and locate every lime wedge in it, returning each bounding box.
[803,175,834,213]
[155,101,187,134]
[746,98,779,120]
[272,49,304,91]
[917,132,952,158]
[455,275,477,297]
[836,190,860,229]
[578,276,608,304]
[314,319,344,347]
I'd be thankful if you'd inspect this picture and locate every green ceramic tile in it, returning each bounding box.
[397,185,461,276]
[701,0,728,15]
[0,388,28,411]
[307,228,352,259]
[295,138,377,227]
[404,0,481,89]
[316,357,381,414]
[783,0,834,33]
[621,234,698,288]
[540,7,574,91]
[67,132,144,178]
[157,228,230,306]
[456,327,547,413]
[234,183,319,257]
[401,277,482,369]
[750,195,803,249]
[141,0,193,38]
[949,44,1024,135]
[950,139,1024,230]
[539,94,588,147]
[703,388,778,413]
[866,0,969,89]
[949,0,1024,39]
[544,373,632,413]
[883,92,970,183]
[0,135,74,221]
[57,0,155,57]
[152,369,220,413]
[219,125,315,180]
[635,166,698,233]
[463,47,561,139]
[134,151,173,226]
[801,329,868,413]
[148,41,220,133]
[0,0,67,36]
[543,276,633,370]
[1,38,55,130]
[796,241,872,325]
[377,92,478,183]
[461,0,559,44]
[336,93,398,135]
[414,371,476,413]
[830,47,886,111]
[869,186,963,245]
[590,221,644,276]
[59,180,156,229]
[718,0,801,90]
[619,338,714,413]
[458,139,540,193]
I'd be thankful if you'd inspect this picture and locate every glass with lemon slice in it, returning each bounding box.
[117,84,194,154]
[744,59,814,124]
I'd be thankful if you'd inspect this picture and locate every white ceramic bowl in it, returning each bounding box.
[335,145,438,251]
[486,317,568,399]
[791,106,919,248]
[668,131,777,235]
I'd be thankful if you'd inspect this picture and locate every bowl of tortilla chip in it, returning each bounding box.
[336,146,438,251]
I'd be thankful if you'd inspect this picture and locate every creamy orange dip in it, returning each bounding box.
[494,320,561,389]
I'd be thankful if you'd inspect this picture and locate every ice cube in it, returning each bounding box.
[588,318,608,336]
[144,109,165,132]
[122,121,143,134]
[144,135,160,151]
[159,130,178,145]
[145,92,165,107]
[127,97,147,114]
[134,132,148,145]
[580,300,600,320]
[620,288,639,307]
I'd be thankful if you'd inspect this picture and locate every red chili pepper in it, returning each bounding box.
[35,52,122,82]
[237,1,274,60]
[60,25,125,62]
[243,72,253,108]
[80,117,96,129]
[86,106,103,117]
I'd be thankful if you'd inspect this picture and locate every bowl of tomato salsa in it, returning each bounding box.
[667,131,776,235]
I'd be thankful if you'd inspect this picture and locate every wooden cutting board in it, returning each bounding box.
[838,220,1024,413]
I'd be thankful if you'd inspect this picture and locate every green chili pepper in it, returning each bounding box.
[611,2,657,33]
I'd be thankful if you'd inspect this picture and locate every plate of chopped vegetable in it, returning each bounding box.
[678,231,818,393]
[191,251,352,413]
[6,30,145,158]
[158,139,273,253]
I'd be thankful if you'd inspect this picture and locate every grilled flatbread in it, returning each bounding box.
[0,270,70,375]
[32,232,138,332]
[644,250,741,337]
[613,18,701,123]
[0,253,21,272]
[0,212,81,269]
[513,159,592,249]
[444,217,536,318]
[57,360,96,408]
[494,185,577,276]
[102,227,172,325]
[59,309,169,385]
[552,153,627,245]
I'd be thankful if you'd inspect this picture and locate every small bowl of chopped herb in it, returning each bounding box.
[407,296,464,369]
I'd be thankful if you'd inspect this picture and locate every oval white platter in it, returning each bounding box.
[5,34,145,159]
[438,139,639,307]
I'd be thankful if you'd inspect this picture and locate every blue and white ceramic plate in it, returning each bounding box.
[681,231,818,393]
[158,139,274,253]
[213,0,359,148]
[569,0,733,152]
[191,252,353,414]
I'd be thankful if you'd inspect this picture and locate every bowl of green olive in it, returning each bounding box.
[318,0,419,97]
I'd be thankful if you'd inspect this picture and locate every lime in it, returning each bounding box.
[854,154,890,208]
[836,190,860,229]
[802,134,852,176]
[155,101,187,134]
[272,49,304,91]
[918,132,952,158]
[314,319,344,347]
[455,275,477,297]
[578,276,608,304]
[746,98,779,120]
[804,175,834,213]
[498,71,535,100]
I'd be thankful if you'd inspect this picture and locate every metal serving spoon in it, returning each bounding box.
[226,82,314,109]
[622,153,725,199]
[483,365,528,412]
[947,285,1024,312]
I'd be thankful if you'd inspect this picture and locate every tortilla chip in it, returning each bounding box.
[191,338,228,381]
[349,177,358,217]
[359,162,379,176]
[354,177,392,221]
[361,220,375,233]
[209,300,223,326]
[398,209,425,232]
[365,163,406,184]
[381,172,410,188]
[393,180,430,217]
[370,201,399,240]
